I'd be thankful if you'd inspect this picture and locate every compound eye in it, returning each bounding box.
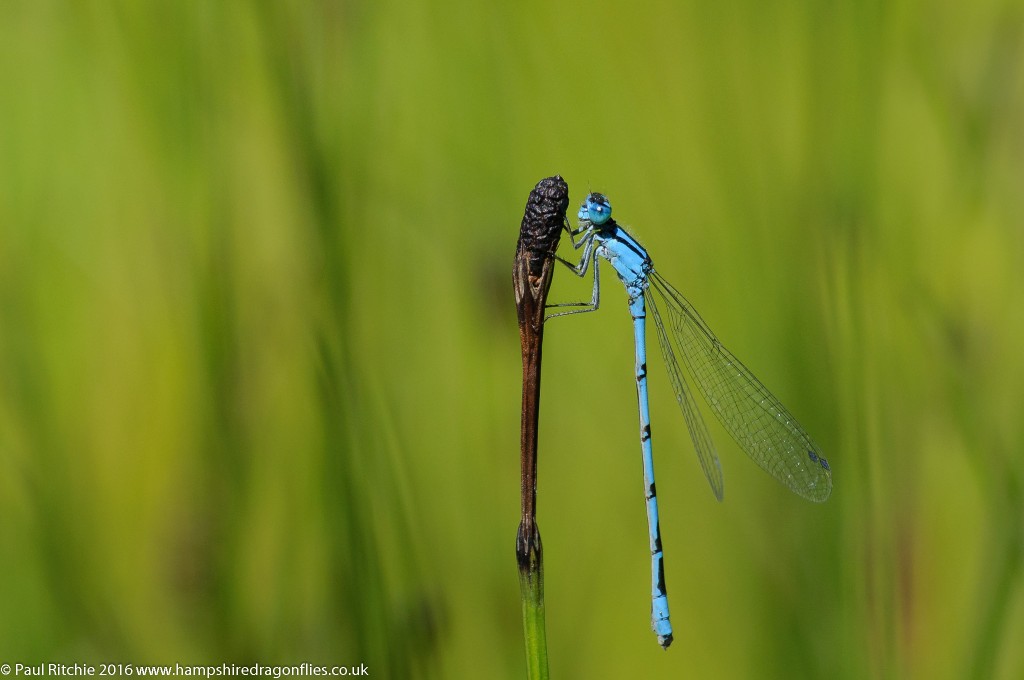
[587,197,612,225]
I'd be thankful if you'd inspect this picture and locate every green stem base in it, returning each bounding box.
[517,521,549,680]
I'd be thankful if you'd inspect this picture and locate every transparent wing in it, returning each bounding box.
[648,272,832,502]
[646,288,725,501]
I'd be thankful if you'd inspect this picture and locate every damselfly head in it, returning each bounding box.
[579,192,612,226]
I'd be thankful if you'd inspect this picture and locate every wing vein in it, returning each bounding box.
[649,273,832,502]
[646,286,724,501]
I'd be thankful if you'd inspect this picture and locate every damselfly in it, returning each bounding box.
[548,192,832,649]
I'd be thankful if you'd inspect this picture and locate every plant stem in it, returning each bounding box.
[513,176,568,680]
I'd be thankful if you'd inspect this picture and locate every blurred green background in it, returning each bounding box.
[1,1,1022,678]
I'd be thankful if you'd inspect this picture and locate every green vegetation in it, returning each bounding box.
[1,1,1022,678]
